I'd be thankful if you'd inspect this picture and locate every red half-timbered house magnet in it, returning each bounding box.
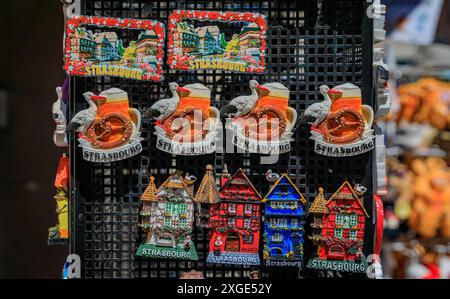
[207,167,262,265]
[307,181,369,273]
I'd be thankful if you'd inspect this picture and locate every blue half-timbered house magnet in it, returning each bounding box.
[262,173,306,267]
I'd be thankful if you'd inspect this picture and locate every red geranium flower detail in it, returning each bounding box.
[224,11,234,19]
[243,12,253,21]
[209,11,220,20]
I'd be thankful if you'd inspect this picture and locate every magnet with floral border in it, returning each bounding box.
[148,82,221,156]
[223,81,298,154]
[136,172,199,261]
[167,10,267,73]
[64,16,165,81]
[299,83,375,157]
[307,182,369,273]
[66,88,143,163]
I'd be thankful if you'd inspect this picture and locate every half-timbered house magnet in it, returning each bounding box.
[168,10,267,73]
[300,83,375,157]
[137,173,199,261]
[194,164,220,228]
[150,83,221,156]
[224,81,298,154]
[262,173,306,267]
[66,88,143,162]
[48,154,69,245]
[207,167,262,266]
[307,182,369,273]
[64,16,164,81]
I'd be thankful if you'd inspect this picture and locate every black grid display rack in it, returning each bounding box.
[69,0,374,278]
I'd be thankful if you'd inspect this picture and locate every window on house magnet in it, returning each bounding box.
[245,204,253,214]
[290,219,298,227]
[179,204,187,215]
[334,228,343,239]
[228,203,236,213]
[349,230,357,240]
[165,203,173,213]
[343,215,352,229]
[335,214,344,226]
[227,218,235,227]
[164,217,171,227]
[179,218,186,228]
[244,218,251,228]
[277,218,287,226]
[272,233,283,242]
[350,214,358,227]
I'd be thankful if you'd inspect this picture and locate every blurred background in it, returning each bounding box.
[379,0,450,279]
[0,0,449,278]
[0,1,67,278]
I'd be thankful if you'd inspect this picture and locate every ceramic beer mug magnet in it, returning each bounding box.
[66,88,143,162]
[299,83,375,157]
[149,82,221,156]
[223,80,298,154]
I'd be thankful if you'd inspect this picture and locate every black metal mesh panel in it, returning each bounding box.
[69,0,374,278]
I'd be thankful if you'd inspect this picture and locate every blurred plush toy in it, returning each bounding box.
[408,157,450,238]
[396,78,450,130]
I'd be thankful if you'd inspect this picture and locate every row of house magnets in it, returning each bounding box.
[136,165,369,273]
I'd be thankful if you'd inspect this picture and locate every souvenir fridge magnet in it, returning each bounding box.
[66,88,143,162]
[48,154,69,245]
[194,164,221,228]
[262,172,306,267]
[223,81,298,154]
[136,173,199,261]
[52,78,69,147]
[149,83,221,155]
[64,16,164,81]
[167,10,266,73]
[207,167,262,266]
[300,84,375,157]
[307,182,369,273]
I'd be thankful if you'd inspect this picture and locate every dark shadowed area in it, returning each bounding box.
[0,0,67,278]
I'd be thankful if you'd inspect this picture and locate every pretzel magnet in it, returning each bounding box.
[299,83,375,157]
